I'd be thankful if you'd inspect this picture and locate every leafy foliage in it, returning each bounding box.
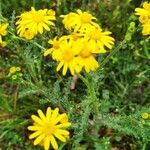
[0,0,150,150]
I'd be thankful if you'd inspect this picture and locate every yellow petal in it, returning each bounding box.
[38,24,43,34]
[46,107,52,120]
[55,129,70,136]
[44,136,51,150]
[54,132,67,142]
[62,63,68,76]
[28,125,42,131]
[29,131,42,139]
[53,113,66,125]
[33,133,45,145]
[56,61,64,71]
[37,109,46,121]
[51,108,59,120]
[56,122,71,128]
[31,115,44,125]
[50,135,58,150]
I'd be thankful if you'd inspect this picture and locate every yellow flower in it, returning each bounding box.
[135,2,150,20]
[61,9,99,32]
[0,23,8,36]
[44,37,65,60]
[135,2,150,35]
[56,40,81,75]
[28,107,71,150]
[0,36,6,47]
[83,26,115,53]
[16,7,56,39]
[8,66,21,78]
[78,55,99,73]
[142,21,150,35]
[141,112,149,119]
[76,39,99,72]
[9,67,17,74]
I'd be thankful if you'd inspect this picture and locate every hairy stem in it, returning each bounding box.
[79,74,100,136]
[101,40,126,68]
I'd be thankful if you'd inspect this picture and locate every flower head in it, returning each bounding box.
[0,23,8,47]
[46,10,115,76]
[28,107,71,150]
[135,2,150,36]
[8,66,22,80]
[61,9,99,32]
[44,37,65,59]
[135,2,150,20]
[75,39,99,72]
[141,112,149,119]
[16,7,56,39]
[142,21,150,35]
[55,40,81,75]
[0,23,8,36]
[83,26,115,53]
[9,67,17,74]
[0,36,6,47]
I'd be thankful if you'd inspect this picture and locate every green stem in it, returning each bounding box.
[89,80,100,136]
[142,143,147,150]
[78,74,89,87]
[100,40,126,68]
[8,31,46,51]
[143,39,150,59]
[79,74,100,136]
[16,45,39,84]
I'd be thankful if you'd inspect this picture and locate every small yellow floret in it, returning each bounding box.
[61,9,99,32]
[9,67,17,74]
[0,36,6,47]
[0,23,8,36]
[141,113,149,119]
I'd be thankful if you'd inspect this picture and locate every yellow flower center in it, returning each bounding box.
[80,48,91,58]
[63,50,74,62]
[42,123,56,136]
[53,41,60,49]
[32,12,44,23]
[80,13,92,23]
[139,16,149,24]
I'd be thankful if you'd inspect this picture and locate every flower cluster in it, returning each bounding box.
[16,7,56,39]
[135,2,150,36]
[28,107,71,150]
[0,23,8,47]
[44,9,115,75]
[125,22,136,41]
[8,66,22,80]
